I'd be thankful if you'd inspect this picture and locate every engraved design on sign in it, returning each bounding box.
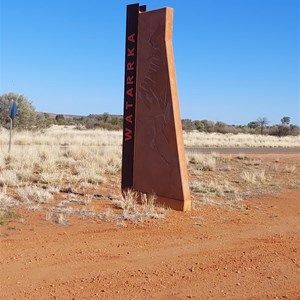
[138,26,173,166]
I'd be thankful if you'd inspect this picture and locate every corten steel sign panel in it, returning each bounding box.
[122,4,191,211]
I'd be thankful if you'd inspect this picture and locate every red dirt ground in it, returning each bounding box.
[1,187,299,299]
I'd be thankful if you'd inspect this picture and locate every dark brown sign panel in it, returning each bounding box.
[121,4,146,189]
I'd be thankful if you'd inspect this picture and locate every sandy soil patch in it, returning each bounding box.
[1,153,300,299]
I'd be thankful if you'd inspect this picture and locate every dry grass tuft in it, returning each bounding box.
[0,190,19,211]
[193,195,243,210]
[188,153,217,172]
[113,190,166,221]
[113,190,138,211]
[285,165,296,174]
[241,170,267,184]
[0,170,19,187]
[0,189,20,224]
[18,186,53,204]
[190,180,237,197]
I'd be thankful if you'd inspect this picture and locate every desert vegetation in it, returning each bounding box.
[1,92,299,136]
[183,131,300,148]
[187,151,299,209]
[1,125,300,149]
[0,125,299,227]
[1,93,299,226]
[0,126,170,225]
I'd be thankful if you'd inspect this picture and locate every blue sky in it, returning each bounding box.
[0,0,299,125]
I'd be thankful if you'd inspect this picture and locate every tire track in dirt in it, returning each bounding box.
[1,190,300,299]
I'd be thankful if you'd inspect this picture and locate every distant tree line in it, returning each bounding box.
[42,112,123,130]
[181,117,299,136]
[0,92,299,136]
[0,93,123,131]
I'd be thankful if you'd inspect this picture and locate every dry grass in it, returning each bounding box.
[0,170,19,186]
[192,195,243,210]
[184,131,300,148]
[285,165,296,174]
[0,189,20,211]
[0,125,299,224]
[188,151,300,209]
[18,186,53,204]
[0,188,21,224]
[1,126,300,149]
[0,144,121,190]
[190,179,237,197]
[0,125,122,147]
[241,170,267,184]
[0,127,123,224]
[187,153,217,172]
[113,190,166,221]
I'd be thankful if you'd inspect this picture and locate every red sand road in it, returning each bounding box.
[1,189,300,299]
